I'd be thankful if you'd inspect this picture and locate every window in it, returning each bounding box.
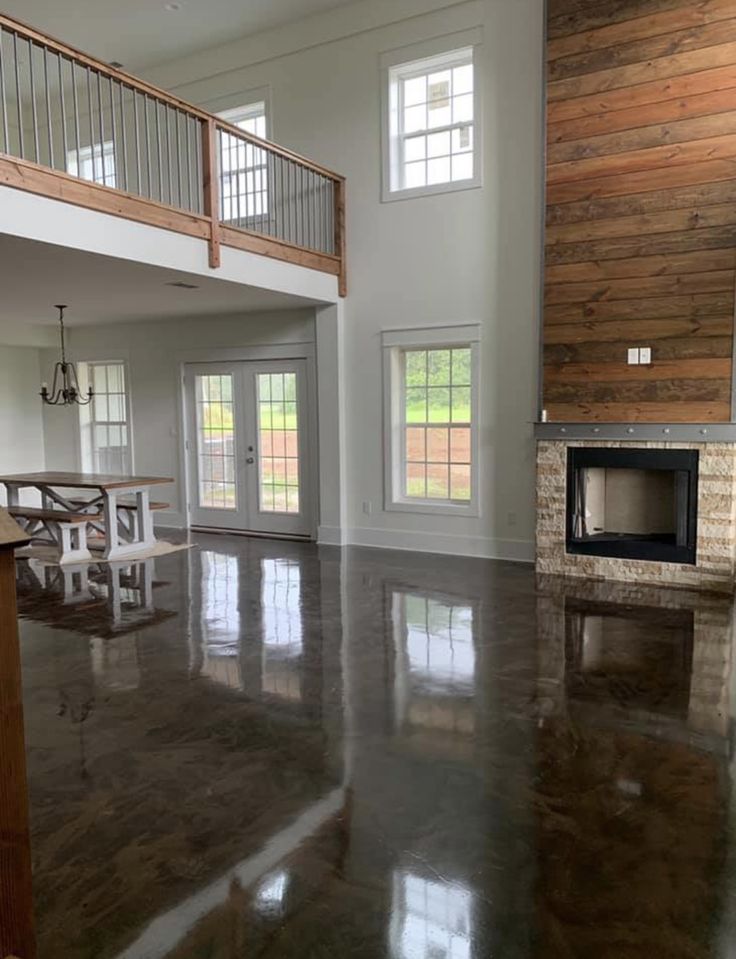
[382,34,481,201]
[383,326,479,515]
[218,101,269,224]
[79,361,131,473]
[67,141,116,187]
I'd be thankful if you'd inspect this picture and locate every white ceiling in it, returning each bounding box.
[2,0,360,71]
[0,235,316,332]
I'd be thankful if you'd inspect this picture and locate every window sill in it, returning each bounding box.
[385,498,479,518]
[381,176,482,204]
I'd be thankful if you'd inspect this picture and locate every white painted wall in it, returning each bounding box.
[142,0,544,560]
[41,311,317,528]
[0,346,46,505]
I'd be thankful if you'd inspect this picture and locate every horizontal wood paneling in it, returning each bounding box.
[548,0,736,62]
[549,17,736,82]
[548,87,736,145]
[547,63,736,124]
[543,0,736,423]
[545,250,736,283]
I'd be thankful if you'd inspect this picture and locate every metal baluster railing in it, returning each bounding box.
[214,123,338,256]
[0,14,345,291]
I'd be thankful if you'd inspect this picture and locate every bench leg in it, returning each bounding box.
[103,489,158,560]
[58,522,92,565]
[136,490,156,549]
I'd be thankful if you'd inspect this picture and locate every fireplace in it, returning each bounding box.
[566,447,699,565]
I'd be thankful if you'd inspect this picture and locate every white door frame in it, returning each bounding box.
[177,344,319,540]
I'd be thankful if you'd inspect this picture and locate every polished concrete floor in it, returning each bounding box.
[16,534,736,958]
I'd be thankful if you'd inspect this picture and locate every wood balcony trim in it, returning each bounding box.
[220,224,341,276]
[0,154,211,238]
[0,154,342,282]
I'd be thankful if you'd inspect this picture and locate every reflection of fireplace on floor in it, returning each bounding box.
[566,447,698,565]
[565,599,694,721]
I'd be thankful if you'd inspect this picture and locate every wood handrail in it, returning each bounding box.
[0,11,344,184]
[0,510,35,959]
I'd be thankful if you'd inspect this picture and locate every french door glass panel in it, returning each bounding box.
[257,371,300,515]
[196,372,237,510]
[187,361,312,536]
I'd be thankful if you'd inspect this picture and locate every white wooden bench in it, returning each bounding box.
[8,506,92,564]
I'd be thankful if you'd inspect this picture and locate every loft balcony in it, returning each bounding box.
[0,12,346,301]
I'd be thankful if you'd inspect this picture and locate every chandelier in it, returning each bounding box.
[40,305,93,407]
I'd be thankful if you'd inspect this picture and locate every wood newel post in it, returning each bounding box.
[201,117,221,270]
[0,510,35,959]
[335,177,347,298]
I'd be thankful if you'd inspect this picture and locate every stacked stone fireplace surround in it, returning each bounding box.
[536,440,736,594]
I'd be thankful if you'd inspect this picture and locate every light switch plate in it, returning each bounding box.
[627,348,640,365]
[639,347,652,364]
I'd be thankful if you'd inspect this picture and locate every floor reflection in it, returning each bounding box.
[535,575,734,958]
[393,590,477,744]
[16,556,176,638]
[17,538,736,958]
[199,550,242,689]
[390,870,474,959]
[262,556,304,702]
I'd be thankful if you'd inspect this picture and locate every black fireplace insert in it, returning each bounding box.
[566,447,699,565]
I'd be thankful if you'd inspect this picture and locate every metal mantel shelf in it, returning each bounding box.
[534,422,736,443]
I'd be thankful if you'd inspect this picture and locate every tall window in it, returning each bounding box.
[218,101,269,224]
[383,327,479,515]
[80,362,131,473]
[383,39,480,201]
[67,141,116,187]
[403,347,472,502]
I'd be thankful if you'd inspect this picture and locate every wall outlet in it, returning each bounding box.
[362,500,372,515]
[507,511,518,527]
[639,347,652,365]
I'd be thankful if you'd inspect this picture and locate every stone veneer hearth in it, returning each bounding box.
[537,441,736,593]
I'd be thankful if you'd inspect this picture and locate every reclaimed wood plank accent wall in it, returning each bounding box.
[543,0,736,423]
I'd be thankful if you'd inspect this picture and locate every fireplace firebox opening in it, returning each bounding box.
[566,448,699,565]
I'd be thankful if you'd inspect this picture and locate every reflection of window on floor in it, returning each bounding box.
[262,557,303,700]
[90,635,140,691]
[255,869,290,916]
[393,592,475,734]
[201,551,242,690]
[391,870,473,959]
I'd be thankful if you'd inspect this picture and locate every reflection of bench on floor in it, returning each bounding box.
[8,506,91,564]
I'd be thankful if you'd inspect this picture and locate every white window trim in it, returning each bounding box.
[206,85,272,139]
[380,29,483,204]
[217,96,272,230]
[66,139,116,187]
[382,324,481,517]
[78,360,134,474]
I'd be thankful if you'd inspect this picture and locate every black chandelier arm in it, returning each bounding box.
[40,306,94,407]
[40,361,94,407]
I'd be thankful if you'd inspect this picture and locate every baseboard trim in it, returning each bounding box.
[155,510,186,530]
[317,525,347,546]
[347,526,534,563]
[156,515,533,563]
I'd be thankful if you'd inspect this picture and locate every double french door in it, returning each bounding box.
[184,360,313,537]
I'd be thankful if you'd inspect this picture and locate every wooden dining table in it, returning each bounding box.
[0,471,173,561]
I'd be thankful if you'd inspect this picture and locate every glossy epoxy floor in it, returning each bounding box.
[16,535,736,958]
